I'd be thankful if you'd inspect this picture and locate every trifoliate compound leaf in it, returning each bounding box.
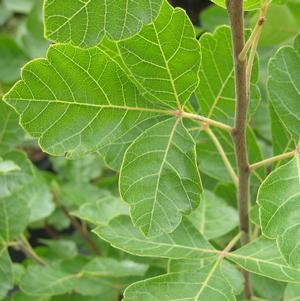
[123,264,235,301]
[268,34,300,138]
[228,237,300,283]
[120,119,202,236]
[72,194,128,225]
[258,156,300,267]
[20,265,79,296]
[44,0,163,47]
[0,101,24,154]
[94,215,217,260]
[188,190,238,239]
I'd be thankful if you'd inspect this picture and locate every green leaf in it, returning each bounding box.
[200,5,229,32]
[0,159,20,174]
[21,172,54,223]
[94,215,217,260]
[188,190,238,239]
[51,154,104,184]
[82,258,148,278]
[258,156,300,266]
[117,1,200,109]
[0,194,30,241]
[210,0,282,11]
[72,194,128,225]
[120,119,202,236]
[0,35,28,84]
[20,265,78,297]
[269,102,295,159]
[0,101,24,155]
[284,283,300,300]
[169,258,244,295]
[123,264,235,301]
[3,0,35,14]
[251,274,285,301]
[228,237,300,283]
[44,0,163,47]
[0,243,13,299]
[268,34,300,138]
[4,1,200,167]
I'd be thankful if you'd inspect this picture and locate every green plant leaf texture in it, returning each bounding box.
[0,244,13,299]
[120,118,202,236]
[123,264,235,301]
[188,190,238,239]
[94,215,217,260]
[210,0,284,11]
[258,156,300,267]
[195,25,260,127]
[72,194,128,225]
[228,237,300,283]
[0,35,29,84]
[4,1,200,165]
[169,259,244,296]
[0,193,30,241]
[0,101,24,155]
[284,283,300,300]
[0,151,33,198]
[44,0,163,47]
[268,34,300,139]
[0,159,20,174]
[82,257,148,278]
[20,265,79,297]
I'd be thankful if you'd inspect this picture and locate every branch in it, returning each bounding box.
[227,0,252,298]
[250,150,295,171]
[53,195,101,256]
[202,124,238,186]
[17,235,48,267]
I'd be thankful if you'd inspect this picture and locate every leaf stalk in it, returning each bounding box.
[250,150,295,171]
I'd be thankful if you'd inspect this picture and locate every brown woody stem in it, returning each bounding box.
[53,195,101,256]
[227,0,252,298]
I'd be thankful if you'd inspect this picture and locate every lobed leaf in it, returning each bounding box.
[120,118,202,236]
